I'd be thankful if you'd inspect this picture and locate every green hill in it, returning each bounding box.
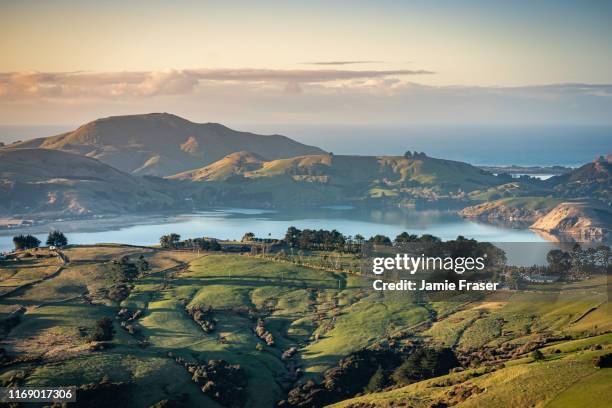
[0,148,177,218]
[1,244,608,407]
[169,152,503,207]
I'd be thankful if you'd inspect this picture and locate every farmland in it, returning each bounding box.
[0,245,609,407]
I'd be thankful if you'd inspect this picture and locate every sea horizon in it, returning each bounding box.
[2,123,609,168]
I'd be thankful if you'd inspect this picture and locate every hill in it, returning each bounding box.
[9,113,325,176]
[0,244,608,407]
[459,196,563,227]
[0,148,177,218]
[547,155,611,202]
[169,151,503,206]
[530,201,612,241]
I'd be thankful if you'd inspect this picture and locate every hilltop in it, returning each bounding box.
[547,155,612,202]
[8,113,325,176]
[0,148,177,218]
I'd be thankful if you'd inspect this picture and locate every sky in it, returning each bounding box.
[1,0,611,126]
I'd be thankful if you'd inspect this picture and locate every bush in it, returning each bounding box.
[90,317,115,342]
[531,350,544,361]
[593,353,612,368]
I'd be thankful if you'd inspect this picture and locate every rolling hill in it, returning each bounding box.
[0,148,177,217]
[8,113,325,176]
[459,155,611,238]
[547,154,611,202]
[0,244,608,407]
[169,151,504,207]
[530,201,612,241]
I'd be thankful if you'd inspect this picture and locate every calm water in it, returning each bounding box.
[0,207,556,264]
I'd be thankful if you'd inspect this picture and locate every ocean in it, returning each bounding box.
[1,124,610,167]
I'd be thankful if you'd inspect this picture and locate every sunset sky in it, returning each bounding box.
[1,0,611,126]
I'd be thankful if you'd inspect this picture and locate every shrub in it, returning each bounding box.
[531,350,544,361]
[593,353,612,368]
[90,317,115,342]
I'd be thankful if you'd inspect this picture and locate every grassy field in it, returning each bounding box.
[0,245,609,407]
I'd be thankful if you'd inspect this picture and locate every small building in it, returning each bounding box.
[523,274,560,283]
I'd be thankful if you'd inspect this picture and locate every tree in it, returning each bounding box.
[160,233,181,249]
[285,227,301,248]
[136,255,149,274]
[241,232,255,242]
[46,230,68,247]
[394,232,419,245]
[90,317,115,341]
[12,234,41,251]
[547,249,571,274]
[368,235,392,246]
[110,256,139,282]
[391,347,459,385]
[531,349,544,361]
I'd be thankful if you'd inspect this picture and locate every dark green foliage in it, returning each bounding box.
[0,308,24,334]
[284,348,402,407]
[12,234,40,250]
[547,249,572,274]
[136,255,150,274]
[189,360,247,408]
[90,317,115,342]
[179,238,222,251]
[74,378,132,408]
[364,365,386,393]
[110,256,139,282]
[531,350,545,361]
[391,347,459,386]
[242,232,255,242]
[46,230,68,247]
[107,284,130,302]
[160,233,181,249]
[285,227,347,251]
[394,232,419,244]
[593,353,612,368]
[160,234,222,251]
[368,235,392,246]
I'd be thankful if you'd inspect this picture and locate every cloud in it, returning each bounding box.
[0,67,435,100]
[302,61,383,66]
[1,68,611,126]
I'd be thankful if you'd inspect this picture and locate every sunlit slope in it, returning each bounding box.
[170,152,503,203]
[9,113,325,176]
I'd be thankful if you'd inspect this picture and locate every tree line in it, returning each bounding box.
[11,230,68,251]
[159,233,221,251]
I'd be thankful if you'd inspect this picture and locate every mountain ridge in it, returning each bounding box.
[8,113,326,176]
